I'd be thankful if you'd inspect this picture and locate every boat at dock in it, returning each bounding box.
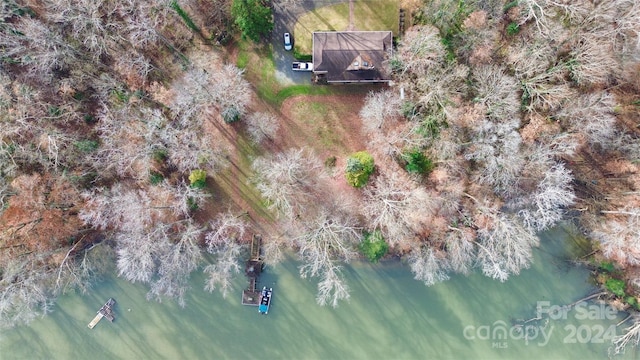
[88,298,116,329]
[258,287,272,314]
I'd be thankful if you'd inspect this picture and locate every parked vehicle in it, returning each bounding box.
[292,62,313,71]
[283,33,292,51]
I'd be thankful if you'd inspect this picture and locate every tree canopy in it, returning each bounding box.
[231,0,273,42]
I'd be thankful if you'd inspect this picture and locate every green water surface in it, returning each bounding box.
[1,227,637,359]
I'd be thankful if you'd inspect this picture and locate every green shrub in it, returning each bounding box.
[389,58,404,74]
[503,1,518,13]
[152,148,168,163]
[48,106,61,117]
[149,171,164,185]
[359,230,389,263]
[111,89,130,104]
[293,48,312,62]
[189,169,207,188]
[345,151,375,188]
[402,149,434,174]
[401,101,417,119]
[625,296,638,309]
[72,91,85,101]
[74,140,99,153]
[605,278,626,297]
[416,115,444,138]
[237,51,249,69]
[599,261,615,273]
[325,156,337,168]
[187,197,199,211]
[83,114,96,124]
[170,0,200,33]
[222,106,241,123]
[506,22,520,36]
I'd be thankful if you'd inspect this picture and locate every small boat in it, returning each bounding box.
[258,287,272,314]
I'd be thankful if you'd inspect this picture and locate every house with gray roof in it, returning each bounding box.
[312,31,393,83]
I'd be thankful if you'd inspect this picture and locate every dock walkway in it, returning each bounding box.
[242,235,263,306]
[88,298,116,329]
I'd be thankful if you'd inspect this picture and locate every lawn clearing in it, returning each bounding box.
[293,0,399,55]
[235,40,336,105]
[279,95,368,157]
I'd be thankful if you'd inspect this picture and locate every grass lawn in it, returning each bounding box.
[293,0,399,55]
[289,101,342,149]
[235,39,371,107]
[236,40,334,106]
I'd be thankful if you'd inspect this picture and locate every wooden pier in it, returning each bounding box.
[88,298,116,329]
[242,235,263,306]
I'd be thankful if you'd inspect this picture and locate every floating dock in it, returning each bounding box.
[88,298,116,329]
[242,235,263,306]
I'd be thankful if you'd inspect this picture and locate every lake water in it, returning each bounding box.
[1,227,636,359]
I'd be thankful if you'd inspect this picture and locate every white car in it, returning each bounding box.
[284,32,292,51]
[292,62,313,71]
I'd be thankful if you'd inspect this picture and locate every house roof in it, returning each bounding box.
[312,31,393,83]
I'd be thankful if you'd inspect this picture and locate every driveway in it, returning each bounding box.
[270,0,347,85]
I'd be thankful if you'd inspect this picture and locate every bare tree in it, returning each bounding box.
[80,181,207,303]
[13,17,78,78]
[0,177,13,216]
[520,66,572,113]
[316,265,350,308]
[94,105,156,180]
[245,112,279,143]
[473,203,539,282]
[159,120,229,174]
[568,35,620,86]
[295,209,361,307]
[465,118,525,195]
[203,211,248,297]
[393,25,445,77]
[173,64,251,124]
[148,221,203,307]
[359,90,402,133]
[611,315,640,356]
[415,64,469,115]
[205,211,248,252]
[518,163,575,232]
[518,0,551,35]
[262,235,287,266]
[252,148,321,218]
[362,173,431,247]
[0,255,55,329]
[591,209,640,267]
[407,246,450,286]
[118,0,172,49]
[114,50,155,84]
[55,242,115,295]
[115,227,169,284]
[472,65,520,120]
[507,40,557,80]
[445,227,476,275]
[46,0,118,59]
[80,184,157,233]
[170,180,210,217]
[555,92,618,148]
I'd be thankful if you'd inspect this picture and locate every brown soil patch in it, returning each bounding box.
[0,174,83,262]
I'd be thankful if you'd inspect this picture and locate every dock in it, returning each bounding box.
[88,298,116,329]
[241,235,263,306]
